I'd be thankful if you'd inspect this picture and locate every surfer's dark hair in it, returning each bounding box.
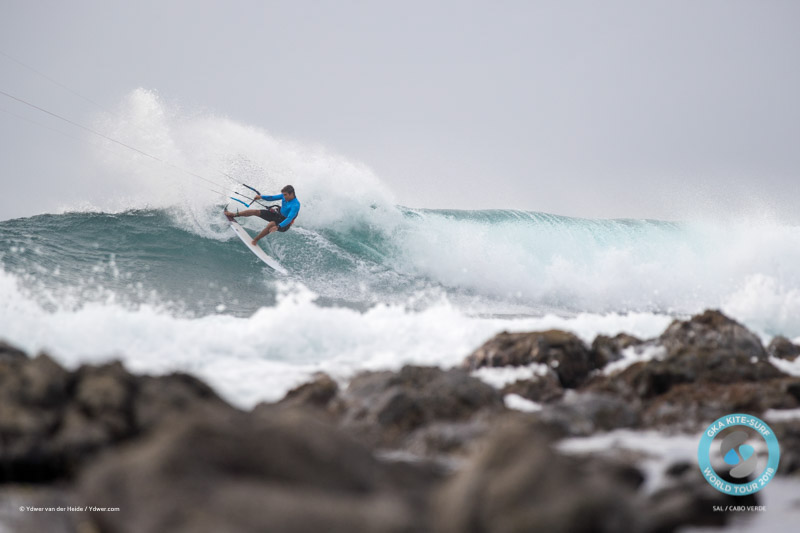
[281,185,295,195]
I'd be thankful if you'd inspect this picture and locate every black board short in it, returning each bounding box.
[258,208,290,232]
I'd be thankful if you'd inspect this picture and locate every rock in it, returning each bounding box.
[501,369,564,404]
[583,311,797,430]
[538,392,642,436]
[19,353,71,407]
[640,379,800,430]
[591,333,643,368]
[339,366,505,457]
[464,330,597,388]
[768,336,800,361]
[434,418,643,533]
[0,351,231,483]
[72,362,135,438]
[770,419,800,475]
[274,372,342,417]
[400,417,498,460]
[596,311,786,400]
[643,468,758,532]
[0,340,28,362]
[789,381,800,403]
[132,371,227,432]
[0,486,83,533]
[0,353,71,482]
[658,309,771,368]
[78,407,424,533]
[664,461,692,477]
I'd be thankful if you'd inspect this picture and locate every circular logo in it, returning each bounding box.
[698,413,780,495]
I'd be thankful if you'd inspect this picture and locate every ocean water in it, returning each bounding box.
[3,205,800,408]
[2,89,800,408]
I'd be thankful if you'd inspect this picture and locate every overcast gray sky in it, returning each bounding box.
[1,0,799,222]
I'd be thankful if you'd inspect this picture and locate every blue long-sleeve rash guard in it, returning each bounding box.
[264,194,301,228]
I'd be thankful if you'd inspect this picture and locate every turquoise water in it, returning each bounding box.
[0,207,694,318]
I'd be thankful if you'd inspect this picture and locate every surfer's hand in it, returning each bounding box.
[254,195,262,200]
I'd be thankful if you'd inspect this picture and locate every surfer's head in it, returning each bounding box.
[281,185,296,200]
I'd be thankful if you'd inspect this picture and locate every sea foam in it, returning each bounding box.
[0,269,675,408]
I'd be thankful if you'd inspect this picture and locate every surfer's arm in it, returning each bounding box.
[263,194,283,201]
[279,204,300,228]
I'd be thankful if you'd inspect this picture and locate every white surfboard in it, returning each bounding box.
[228,219,288,275]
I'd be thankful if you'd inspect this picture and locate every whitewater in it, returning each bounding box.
[2,89,800,408]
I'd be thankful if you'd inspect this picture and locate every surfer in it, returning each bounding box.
[224,185,300,245]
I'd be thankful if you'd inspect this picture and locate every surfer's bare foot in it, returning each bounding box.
[224,210,235,221]
[251,239,258,246]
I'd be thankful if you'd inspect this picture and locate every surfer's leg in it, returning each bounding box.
[251,222,277,245]
[224,209,259,220]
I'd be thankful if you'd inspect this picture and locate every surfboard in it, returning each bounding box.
[227,219,288,275]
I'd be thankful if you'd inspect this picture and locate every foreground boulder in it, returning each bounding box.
[79,407,425,533]
[0,347,231,482]
[639,379,800,429]
[434,418,643,533]
[339,366,505,458]
[435,417,762,533]
[271,366,507,459]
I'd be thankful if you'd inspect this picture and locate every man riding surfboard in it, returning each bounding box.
[224,185,300,245]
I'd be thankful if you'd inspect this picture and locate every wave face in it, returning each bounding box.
[3,207,800,330]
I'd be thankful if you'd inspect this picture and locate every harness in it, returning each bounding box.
[267,205,298,227]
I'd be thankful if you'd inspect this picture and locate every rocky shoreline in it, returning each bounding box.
[1,310,799,532]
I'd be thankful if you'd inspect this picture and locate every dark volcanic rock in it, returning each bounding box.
[659,310,766,358]
[339,366,505,456]
[582,311,795,430]
[0,486,80,533]
[464,330,597,388]
[501,369,564,404]
[435,418,643,533]
[2,310,797,532]
[79,407,424,533]
[275,373,342,416]
[594,311,786,401]
[770,418,800,475]
[643,462,758,532]
[768,335,800,361]
[0,341,27,362]
[591,333,643,367]
[133,371,225,431]
[655,310,776,383]
[538,392,642,436]
[0,351,231,483]
[640,379,800,430]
